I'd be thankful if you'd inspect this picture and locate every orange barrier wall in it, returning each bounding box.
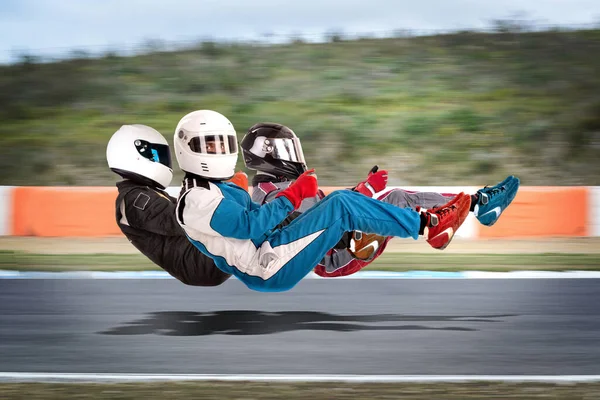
[10,172,251,237]
[11,187,121,237]
[7,185,592,238]
[476,186,589,238]
[10,185,336,237]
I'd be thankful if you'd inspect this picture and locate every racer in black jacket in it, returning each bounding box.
[106,124,233,286]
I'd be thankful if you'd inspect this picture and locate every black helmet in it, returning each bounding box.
[240,123,307,180]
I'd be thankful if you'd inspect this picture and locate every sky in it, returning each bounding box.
[1,0,599,63]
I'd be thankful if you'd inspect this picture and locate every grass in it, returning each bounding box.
[1,250,599,272]
[1,29,600,186]
[2,381,600,399]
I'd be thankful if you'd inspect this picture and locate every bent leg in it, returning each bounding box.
[244,190,420,292]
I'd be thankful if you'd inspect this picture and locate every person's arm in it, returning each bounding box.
[180,185,296,240]
[251,181,286,205]
[253,180,322,228]
[208,171,317,239]
[212,195,295,239]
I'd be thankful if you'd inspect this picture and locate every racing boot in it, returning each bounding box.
[420,192,471,250]
[473,175,520,227]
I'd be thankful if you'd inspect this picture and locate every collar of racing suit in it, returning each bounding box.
[179,173,211,198]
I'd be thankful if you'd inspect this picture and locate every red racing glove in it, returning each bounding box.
[354,166,388,197]
[275,169,319,209]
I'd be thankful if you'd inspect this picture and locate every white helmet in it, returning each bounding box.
[106,124,173,189]
[173,110,238,180]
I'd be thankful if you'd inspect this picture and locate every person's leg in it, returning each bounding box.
[378,188,456,210]
[238,190,422,291]
[244,190,458,292]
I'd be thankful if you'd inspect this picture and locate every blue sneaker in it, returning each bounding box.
[474,176,520,226]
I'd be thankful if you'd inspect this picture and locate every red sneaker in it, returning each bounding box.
[422,192,470,250]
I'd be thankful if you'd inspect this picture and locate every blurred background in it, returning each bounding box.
[1,0,599,188]
[2,3,600,398]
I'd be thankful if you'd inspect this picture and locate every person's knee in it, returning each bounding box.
[327,189,353,202]
[330,190,357,208]
[323,192,357,230]
[247,279,295,293]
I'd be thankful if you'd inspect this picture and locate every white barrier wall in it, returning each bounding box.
[592,187,600,237]
[0,186,12,236]
[383,186,478,239]
[165,187,180,198]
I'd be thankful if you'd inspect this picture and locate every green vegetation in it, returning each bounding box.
[2,381,600,399]
[2,29,600,186]
[1,250,598,272]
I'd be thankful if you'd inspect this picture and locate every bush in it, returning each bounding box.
[403,115,439,138]
[199,41,226,57]
[444,108,485,132]
[326,29,345,43]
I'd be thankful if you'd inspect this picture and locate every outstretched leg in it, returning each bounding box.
[242,190,468,292]
[377,175,520,227]
[378,189,455,210]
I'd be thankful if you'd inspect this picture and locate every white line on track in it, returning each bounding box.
[1,373,600,383]
[3,270,600,279]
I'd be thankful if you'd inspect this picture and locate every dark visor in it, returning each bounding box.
[135,140,172,168]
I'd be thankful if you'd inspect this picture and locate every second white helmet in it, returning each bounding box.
[173,110,238,180]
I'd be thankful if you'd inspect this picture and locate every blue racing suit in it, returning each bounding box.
[176,176,421,292]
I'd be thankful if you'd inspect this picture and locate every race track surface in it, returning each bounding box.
[1,278,600,375]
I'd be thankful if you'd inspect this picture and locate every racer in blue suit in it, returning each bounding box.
[173,110,472,292]
[241,122,520,278]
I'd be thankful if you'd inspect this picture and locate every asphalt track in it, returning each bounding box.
[1,278,600,375]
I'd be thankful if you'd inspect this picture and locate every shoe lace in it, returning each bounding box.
[481,185,505,198]
[436,204,456,220]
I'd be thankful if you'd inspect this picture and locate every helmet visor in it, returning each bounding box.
[189,135,238,155]
[135,140,172,168]
[250,136,305,164]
